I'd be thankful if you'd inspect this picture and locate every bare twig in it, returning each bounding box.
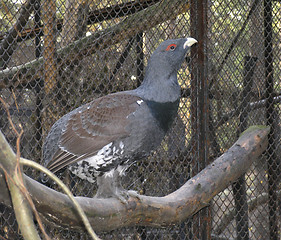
[0,97,45,240]
[0,149,41,240]
[0,234,8,240]
[0,97,20,135]
[0,165,50,240]
[1,98,99,239]
[20,158,101,240]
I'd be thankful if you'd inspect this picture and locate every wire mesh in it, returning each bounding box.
[0,0,280,239]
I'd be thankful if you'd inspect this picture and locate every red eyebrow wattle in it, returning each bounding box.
[165,44,177,51]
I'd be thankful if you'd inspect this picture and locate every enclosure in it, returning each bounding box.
[0,0,280,239]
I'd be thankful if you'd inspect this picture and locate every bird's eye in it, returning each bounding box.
[165,44,177,51]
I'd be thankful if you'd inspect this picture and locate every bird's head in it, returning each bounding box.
[148,37,198,73]
[137,37,197,102]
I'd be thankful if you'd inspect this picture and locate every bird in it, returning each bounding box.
[41,37,197,202]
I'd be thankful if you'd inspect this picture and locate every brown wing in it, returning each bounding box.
[47,93,142,172]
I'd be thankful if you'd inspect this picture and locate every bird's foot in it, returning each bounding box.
[127,190,140,199]
[96,173,141,204]
[94,188,140,204]
[116,189,140,204]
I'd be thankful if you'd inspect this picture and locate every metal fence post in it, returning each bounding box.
[264,1,280,239]
[191,0,210,239]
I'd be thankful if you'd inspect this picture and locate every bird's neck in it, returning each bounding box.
[145,99,180,132]
[135,71,181,103]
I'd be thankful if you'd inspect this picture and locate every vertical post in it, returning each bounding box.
[136,31,146,240]
[190,0,210,239]
[42,0,57,94]
[233,56,257,240]
[136,32,144,87]
[34,0,43,157]
[264,1,279,240]
[34,0,42,59]
[238,56,257,134]
[190,1,199,237]
[190,1,198,162]
[197,1,210,239]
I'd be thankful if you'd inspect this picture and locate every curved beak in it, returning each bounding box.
[183,37,198,49]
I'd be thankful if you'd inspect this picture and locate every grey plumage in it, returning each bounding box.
[42,37,197,200]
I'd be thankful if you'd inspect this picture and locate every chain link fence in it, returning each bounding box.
[0,0,280,239]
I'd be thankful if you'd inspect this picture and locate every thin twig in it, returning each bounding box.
[0,97,19,135]
[0,96,49,239]
[20,158,101,240]
[0,164,50,240]
[1,93,99,239]
[0,234,8,240]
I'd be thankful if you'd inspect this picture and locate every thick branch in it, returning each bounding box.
[0,0,36,69]
[0,0,160,42]
[0,0,189,89]
[0,126,269,232]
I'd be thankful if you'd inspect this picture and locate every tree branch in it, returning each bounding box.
[0,0,189,89]
[215,95,281,127]
[0,126,269,233]
[0,131,41,240]
[0,0,36,69]
[0,0,160,42]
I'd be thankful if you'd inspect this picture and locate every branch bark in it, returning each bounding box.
[0,126,269,233]
[0,0,189,89]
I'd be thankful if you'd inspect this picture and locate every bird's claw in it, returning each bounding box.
[117,189,140,204]
[127,190,140,199]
